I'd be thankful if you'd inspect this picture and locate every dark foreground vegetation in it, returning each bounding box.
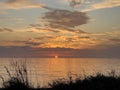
[0,61,120,90]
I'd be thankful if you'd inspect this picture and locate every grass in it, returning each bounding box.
[0,60,120,90]
[0,60,33,90]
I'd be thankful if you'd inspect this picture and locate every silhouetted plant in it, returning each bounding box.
[48,71,120,90]
[1,60,32,89]
[0,60,120,90]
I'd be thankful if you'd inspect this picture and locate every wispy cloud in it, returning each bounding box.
[29,24,60,33]
[23,34,98,49]
[28,23,85,33]
[0,27,13,32]
[0,0,44,10]
[93,0,120,9]
[0,40,26,46]
[82,0,120,12]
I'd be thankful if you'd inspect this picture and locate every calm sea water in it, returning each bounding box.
[0,58,120,87]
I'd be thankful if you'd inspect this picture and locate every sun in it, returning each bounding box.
[55,55,58,58]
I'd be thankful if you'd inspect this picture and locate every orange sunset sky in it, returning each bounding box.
[0,0,120,58]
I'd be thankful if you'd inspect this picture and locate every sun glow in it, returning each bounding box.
[55,55,58,58]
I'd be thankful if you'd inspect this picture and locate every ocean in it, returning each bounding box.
[0,58,120,87]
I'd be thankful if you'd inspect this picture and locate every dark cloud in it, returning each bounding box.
[29,23,60,33]
[0,29,4,32]
[12,40,42,47]
[29,24,41,27]
[11,40,26,43]
[34,36,54,40]
[23,45,120,58]
[0,44,120,58]
[69,0,81,8]
[66,37,76,42]
[64,28,86,33]
[35,28,60,33]
[29,23,86,33]
[78,36,90,39]
[26,5,89,33]
[0,27,13,32]
[3,28,13,32]
[0,46,30,57]
[42,9,89,31]
[44,24,86,33]
[109,38,120,42]
[25,42,41,46]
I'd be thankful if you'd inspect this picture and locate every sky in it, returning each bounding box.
[0,0,120,58]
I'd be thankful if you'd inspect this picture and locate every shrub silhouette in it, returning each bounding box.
[48,72,120,90]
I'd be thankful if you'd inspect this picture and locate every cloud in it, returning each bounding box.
[25,42,41,46]
[0,29,120,57]
[93,0,120,9]
[109,38,120,42]
[25,38,45,47]
[3,0,89,33]
[0,0,44,10]
[82,0,120,12]
[29,23,85,33]
[8,46,120,58]
[1,29,120,50]
[42,9,89,31]
[0,40,26,46]
[0,40,42,48]
[28,24,60,33]
[36,28,60,33]
[0,45,120,58]
[29,24,42,27]
[27,34,98,49]
[60,28,86,33]
[0,46,30,57]
[0,27,13,32]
